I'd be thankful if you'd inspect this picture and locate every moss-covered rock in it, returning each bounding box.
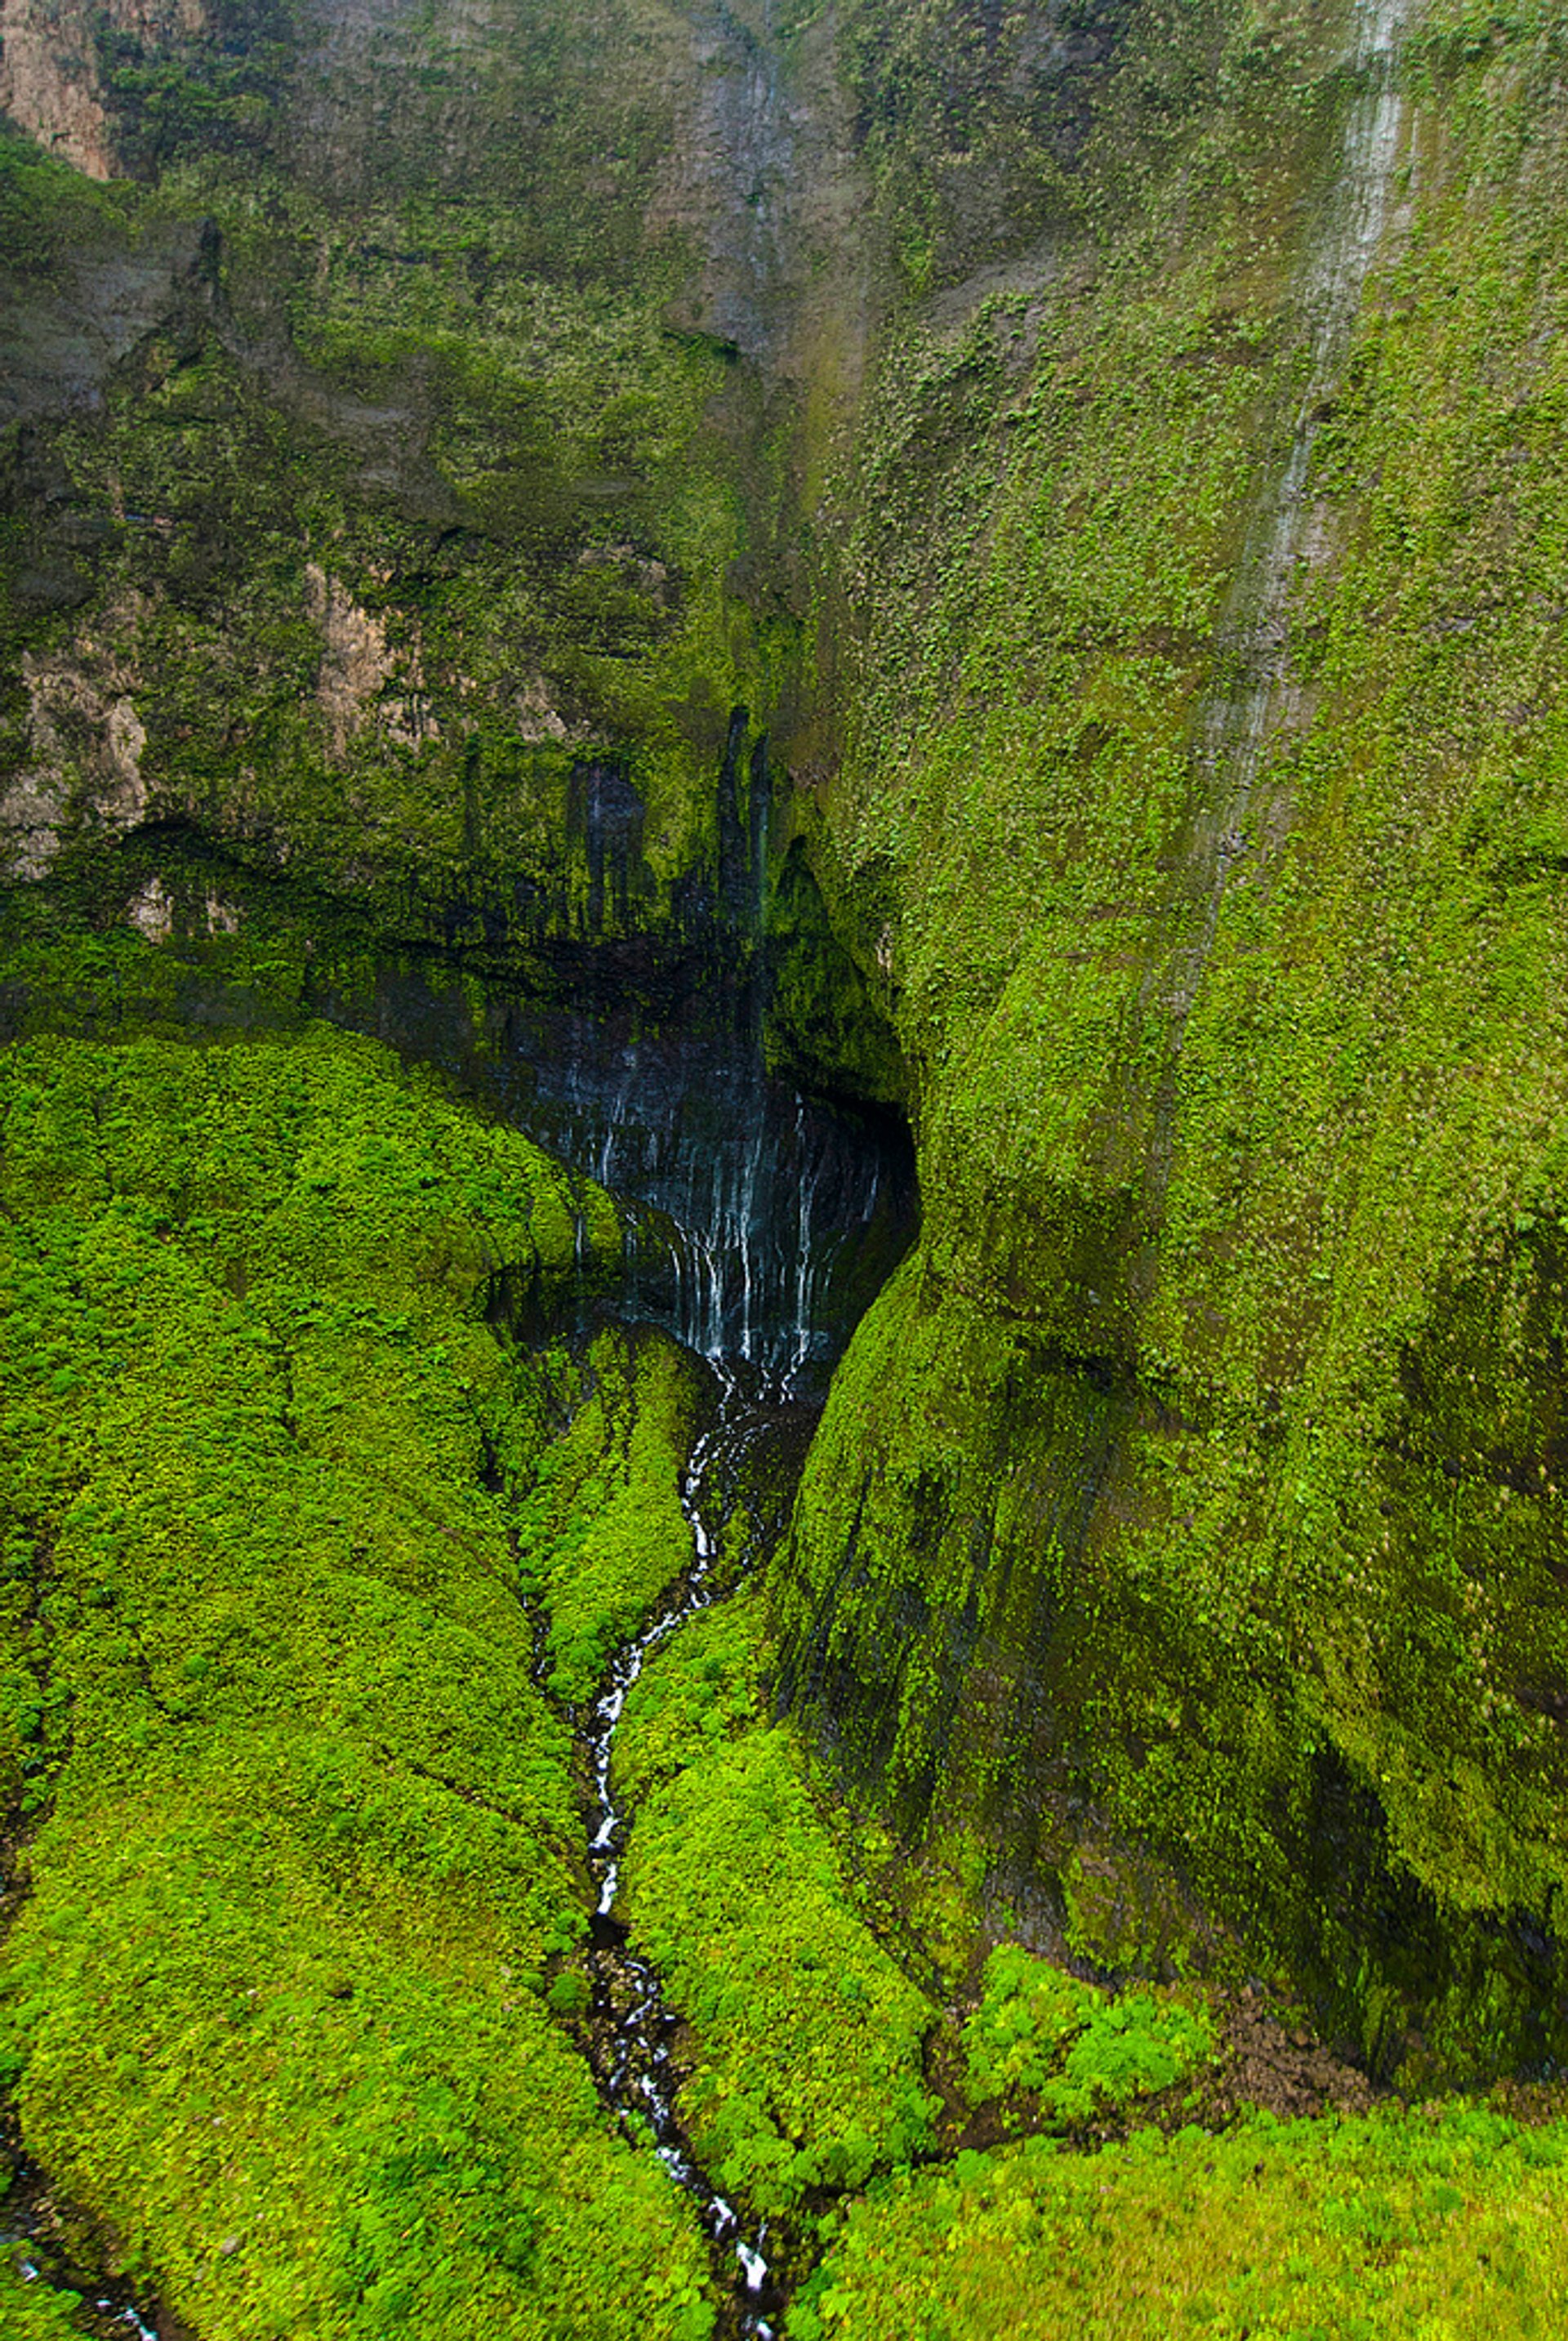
[0,2,796,970]
[10,0,1568,2203]
[774,0,1568,2076]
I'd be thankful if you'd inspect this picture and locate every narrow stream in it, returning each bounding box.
[576,1386,792,2338]
[0,2157,161,2341]
[501,1002,915,2331]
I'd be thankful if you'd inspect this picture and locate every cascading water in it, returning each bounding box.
[1174,0,1407,1023]
[497,1005,911,1397]
[327,961,915,1402]
[575,1398,791,2337]
[487,991,912,2330]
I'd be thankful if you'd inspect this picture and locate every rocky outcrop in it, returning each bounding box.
[0,0,207,176]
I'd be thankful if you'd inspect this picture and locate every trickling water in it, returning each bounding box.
[459,948,910,2334]
[1174,0,1407,1019]
[499,1007,911,1394]
[1,2169,163,2341]
[575,1389,800,2337]
[483,962,914,2332]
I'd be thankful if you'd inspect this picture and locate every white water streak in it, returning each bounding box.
[1178,0,1406,1013]
[581,1410,775,2319]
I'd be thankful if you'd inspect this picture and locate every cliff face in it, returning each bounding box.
[0,0,865,1010]
[780,0,1568,2074]
[4,0,1568,2082]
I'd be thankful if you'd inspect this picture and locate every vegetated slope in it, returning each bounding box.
[613,1590,940,2224]
[777,0,1568,2079]
[0,2259,88,2339]
[0,1025,726,2339]
[796,2101,1568,2339]
[0,1022,951,2338]
[5,0,1568,2299]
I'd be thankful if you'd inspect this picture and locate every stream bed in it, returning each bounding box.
[0,979,914,2339]
[0,2156,162,2340]
[573,1389,796,2339]
[493,1000,915,2335]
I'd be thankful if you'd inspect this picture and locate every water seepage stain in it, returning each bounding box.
[1143,0,1409,1215]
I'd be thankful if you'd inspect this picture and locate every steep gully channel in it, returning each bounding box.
[544,2,1413,2315]
[4,2,1410,2318]
[2,994,915,2341]
[577,1396,786,2335]
[526,1014,917,2337]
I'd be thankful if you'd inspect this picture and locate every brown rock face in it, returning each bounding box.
[0,0,206,177]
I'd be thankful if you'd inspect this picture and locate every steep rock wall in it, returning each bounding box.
[0,0,871,1014]
[777,0,1568,2075]
[6,0,1568,2080]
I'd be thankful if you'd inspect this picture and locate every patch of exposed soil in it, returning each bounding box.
[1209,1986,1377,2121]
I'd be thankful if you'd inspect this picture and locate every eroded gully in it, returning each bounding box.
[574,1385,791,2339]
[542,1047,914,2339]
[2,993,910,2340]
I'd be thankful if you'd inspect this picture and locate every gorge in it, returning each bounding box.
[5,0,1568,2332]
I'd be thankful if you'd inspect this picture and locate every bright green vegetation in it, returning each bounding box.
[964,1950,1100,2102]
[614,1594,938,2216]
[0,2260,88,2341]
[514,1328,704,1703]
[0,1026,717,2339]
[963,1946,1214,2122]
[791,2104,1568,2340]
[10,0,1568,2324]
[0,122,131,274]
[777,0,1568,2077]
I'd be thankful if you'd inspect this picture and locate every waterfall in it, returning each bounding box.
[507,1009,911,1394]
[1173,0,1407,1026]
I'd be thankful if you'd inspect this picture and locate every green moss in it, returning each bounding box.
[963,1949,1098,2102]
[514,1327,706,1705]
[777,0,1568,2076]
[0,1026,719,2338]
[0,125,131,275]
[8,0,1568,2236]
[0,2258,87,2341]
[613,1595,938,2220]
[792,2104,1568,2340]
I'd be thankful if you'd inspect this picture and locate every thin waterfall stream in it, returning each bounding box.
[533,1040,915,2335]
[1134,0,1408,1234]
[1169,0,1407,1028]
[576,1386,791,2337]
